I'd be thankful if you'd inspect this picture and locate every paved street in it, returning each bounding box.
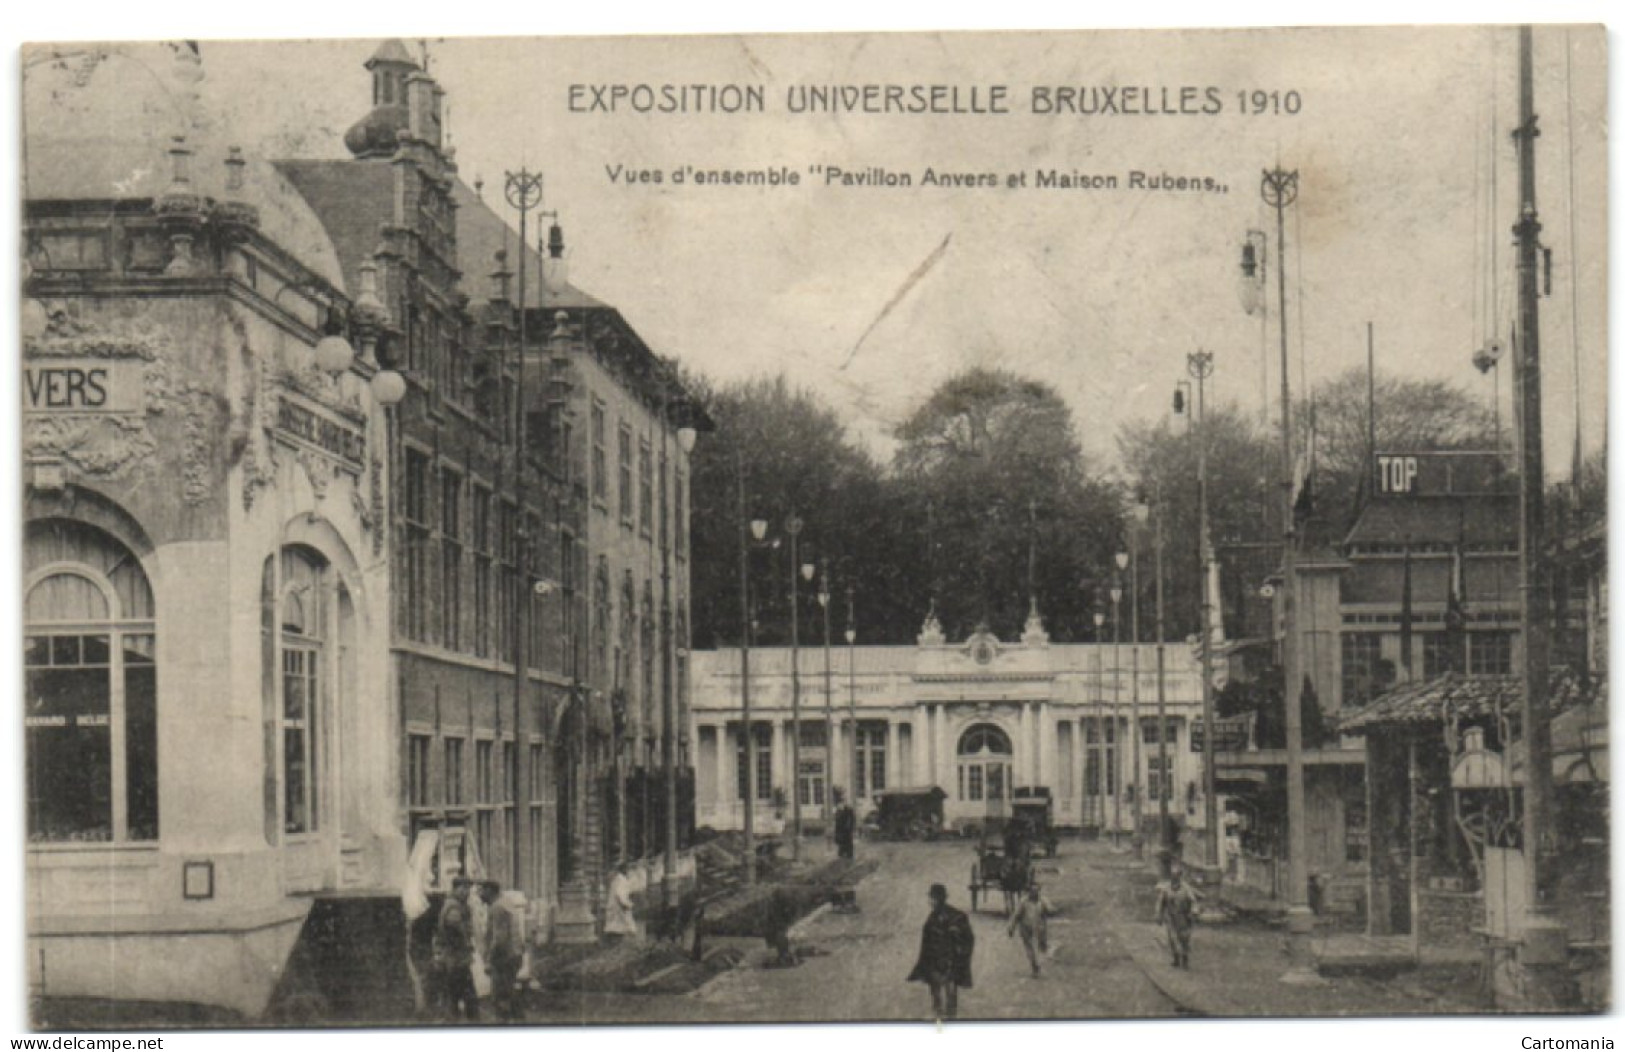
[531,837,1182,1024]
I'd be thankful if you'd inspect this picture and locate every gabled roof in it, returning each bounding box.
[1339,669,1600,734]
[1344,494,1519,551]
[450,179,607,312]
[272,160,394,299]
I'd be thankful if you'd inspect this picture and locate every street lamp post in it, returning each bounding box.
[1186,349,1220,875]
[846,587,858,810]
[1135,492,1172,868]
[659,388,698,911]
[1110,583,1123,848]
[787,515,806,862]
[736,452,763,885]
[817,561,833,832]
[503,168,543,893]
[1259,165,1313,942]
[1092,609,1106,835]
[1118,548,1142,859]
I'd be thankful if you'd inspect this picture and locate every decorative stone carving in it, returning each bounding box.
[917,604,946,647]
[1021,598,1050,647]
[22,307,174,487]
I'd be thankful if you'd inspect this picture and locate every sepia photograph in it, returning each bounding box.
[12,15,1612,1034]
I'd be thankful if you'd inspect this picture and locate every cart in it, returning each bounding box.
[1011,786,1059,859]
[871,787,947,841]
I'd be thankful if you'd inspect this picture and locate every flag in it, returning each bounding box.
[1398,543,1414,681]
[1292,402,1317,524]
[1444,540,1468,673]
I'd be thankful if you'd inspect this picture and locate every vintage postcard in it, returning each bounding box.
[16,24,1608,1031]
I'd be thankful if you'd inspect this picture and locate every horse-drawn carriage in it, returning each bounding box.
[968,843,1033,914]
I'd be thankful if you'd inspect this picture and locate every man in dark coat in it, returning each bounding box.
[834,804,857,860]
[434,877,479,1020]
[907,883,974,1020]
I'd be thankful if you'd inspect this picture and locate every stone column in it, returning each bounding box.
[913,708,930,789]
[1036,702,1049,789]
[885,718,899,792]
[770,718,785,806]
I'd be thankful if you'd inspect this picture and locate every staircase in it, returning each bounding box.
[552,793,606,944]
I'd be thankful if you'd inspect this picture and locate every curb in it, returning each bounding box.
[1108,919,1234,1017]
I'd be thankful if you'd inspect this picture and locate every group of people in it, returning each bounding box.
[427,876,527,1022]
[906,853,1201,1021]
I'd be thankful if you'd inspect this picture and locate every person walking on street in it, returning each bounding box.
[604,861,639,943]
[834,803,856,860]
[479,880,523,1021]
[434,877,479,1020]
[1154,860,1199,969]
[1006,882,1053,976]
[907,883,974,1021]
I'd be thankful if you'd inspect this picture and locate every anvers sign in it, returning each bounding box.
[23,361,143,414]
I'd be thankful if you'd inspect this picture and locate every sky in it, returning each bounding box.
[124,26,1603,479]
[23,28,1608,477]
[4,5,1622,1049]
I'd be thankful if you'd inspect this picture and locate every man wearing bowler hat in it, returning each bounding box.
[907,883,974,1020]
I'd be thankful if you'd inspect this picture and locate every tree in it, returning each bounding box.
[892,367,1122,643]
[1300,367,1497,534]
[1117,402,1276,643]
[686,374,890,648]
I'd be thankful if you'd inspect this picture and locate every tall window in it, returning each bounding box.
[441,469,462,651]
[475,739,495,869]
[735,723,772,800]
[618,424,634,526]
[501,740,517,881]
[24,520,157,843]
[856,722,888,798]
[956,723,1010,803]
[1421,632,1453,679]
[278,547,328,836]
[1469,631,1513,675]
[472,487,492,658]
[407,734,432,808]
[641,583,656,728]
[403,450,432,641]
[1341,632,1384,706]
[594,559,611,683]
[444,737,465,808]
[674,470,687,560]
[1084,719,1116,796]
[638,440,653,537]
[1147,755,1172,802]
[497,501,517,664]
[528,742,546,892]
[591,401,608,506]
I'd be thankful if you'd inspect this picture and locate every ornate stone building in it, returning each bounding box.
[22,39,703,1016]
[689,612,1212,839]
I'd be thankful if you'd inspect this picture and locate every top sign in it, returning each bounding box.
[1374,451,1505,497]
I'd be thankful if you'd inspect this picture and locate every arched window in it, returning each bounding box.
[25,520,157,843]
[278,547,328,836]
[956,722,1012,803]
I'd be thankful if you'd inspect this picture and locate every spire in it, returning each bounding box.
[345,39,424,159]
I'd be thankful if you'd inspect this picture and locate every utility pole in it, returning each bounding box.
[819,560,834,831]
[1119,543,1142,859]
[1261,165,1314,950]
[787,514,804,862]
[1511,22,1568,1005]
[1151,490,1170,867]
[1188,349,1220,875]
[736,450,756,885]
[846,586,858,810]
[503,168,543,893]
